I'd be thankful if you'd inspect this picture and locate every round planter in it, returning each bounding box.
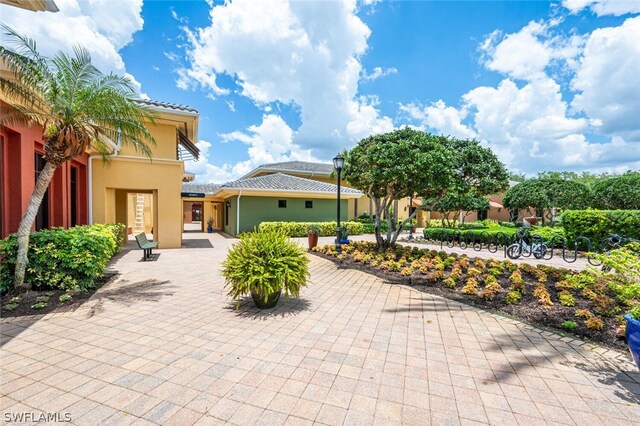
[308,233,319,250]
[625,314,640,370]
[251,290,282,309]
[207,226,213,233]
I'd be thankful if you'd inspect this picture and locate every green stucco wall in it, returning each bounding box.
[229,196,348,235]
[223,196,237,235]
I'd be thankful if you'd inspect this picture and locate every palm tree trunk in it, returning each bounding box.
[14,160,58,290]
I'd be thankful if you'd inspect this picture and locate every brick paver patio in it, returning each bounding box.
[1,232,639,425]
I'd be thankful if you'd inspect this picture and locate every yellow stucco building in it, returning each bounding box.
[90,100,199,248]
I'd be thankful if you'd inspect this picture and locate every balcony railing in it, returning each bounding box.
[177,130,199,161]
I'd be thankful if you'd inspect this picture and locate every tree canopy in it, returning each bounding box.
[503,176,592,222]
[342,128,508,248]
[592,172,640,210]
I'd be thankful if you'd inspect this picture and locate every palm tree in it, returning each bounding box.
[0,26,156,290]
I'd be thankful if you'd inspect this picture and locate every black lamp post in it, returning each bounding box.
[333,154,345,253]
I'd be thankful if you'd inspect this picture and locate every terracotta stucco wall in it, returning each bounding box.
[1,118,88,238]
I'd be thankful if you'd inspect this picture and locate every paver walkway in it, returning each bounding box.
[1,232,639,425]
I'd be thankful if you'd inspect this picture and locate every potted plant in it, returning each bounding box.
[306,223,321,250]
[206,217,214,233]
[222,229,310,309]
[625,307,640,370]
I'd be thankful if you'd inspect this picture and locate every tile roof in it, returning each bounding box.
[182,183,221,194]
[221,173,362,195]
[257,161,334,175]
[137,98,198,114]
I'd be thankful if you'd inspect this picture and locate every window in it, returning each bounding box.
[305,200,313,209]
[70,166,78,226]
[278,200,287,208]
[34,153,49,231]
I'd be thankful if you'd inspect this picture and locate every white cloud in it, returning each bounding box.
[396,13,640,174]
[177,0,394,159]
[480,20,586,81]
[462,77,592,168]
[481,21,552,80]
[185,114,316,183]
[363,66,397,81]
[563,0,640,16]
[571,16,640,142]
[0,0,144,90]
[399,100,476,140]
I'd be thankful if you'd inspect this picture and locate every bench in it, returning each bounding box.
[135,233,158,261]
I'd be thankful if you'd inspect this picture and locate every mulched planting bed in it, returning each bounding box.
[311,241,630,351]
[0,272,117,318]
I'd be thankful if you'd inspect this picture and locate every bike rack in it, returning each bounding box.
[425,229,636,266]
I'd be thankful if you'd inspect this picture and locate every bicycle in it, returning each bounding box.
[506,228,548,260]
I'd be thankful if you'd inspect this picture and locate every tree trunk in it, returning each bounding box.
[13,160,58,290]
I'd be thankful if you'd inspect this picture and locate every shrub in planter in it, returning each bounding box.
[222,229,310,309]
[306,224,321,250]
[0,224,125,293]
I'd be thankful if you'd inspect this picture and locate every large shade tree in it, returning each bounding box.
[592,172,640,210]
[422,138,509,226]
[0,27,156,289]
[503,176,592,223]
[342,128,508,248]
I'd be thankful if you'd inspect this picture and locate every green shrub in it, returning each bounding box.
[592,172,640,210]
[561,209,640,244]
[531,226,566,243]
[506,290,522,304]
[459,222,489,230]
[222,229,310,304]
[595,243,640,306]
[0,223,125,293]
[558,291,576,307]
[258,221,364,237]
[305,223,322,235]
[562,320,578,330]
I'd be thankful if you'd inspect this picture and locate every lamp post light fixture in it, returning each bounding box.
[333,154,345,253]
[408,195,414,240]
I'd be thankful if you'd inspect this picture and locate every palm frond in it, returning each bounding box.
[1,26,156,162]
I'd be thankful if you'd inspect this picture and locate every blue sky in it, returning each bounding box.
[2,0,640,182]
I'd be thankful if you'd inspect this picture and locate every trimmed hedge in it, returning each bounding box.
[258,221,364,237]
[0,223,125,293]
[561,210,640,243]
